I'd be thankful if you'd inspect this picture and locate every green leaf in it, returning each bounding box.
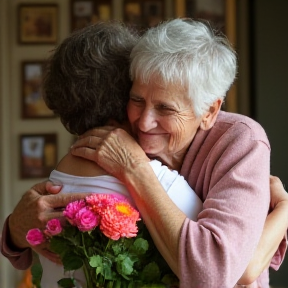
[50,236,71,256]
[89,254,103,268]
[111,242,122,256]
[131,238,149,255]
[57,278,76,288]
[102,258,114,280]
[141,262,161,282]
[62,254,83,271]
[116,254,134,278]
[96,266,102,276]
[31,262,43,288]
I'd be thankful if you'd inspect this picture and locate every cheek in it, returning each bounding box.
[168,119,196,150]
[127,103,136,124]
[166,121,185,147]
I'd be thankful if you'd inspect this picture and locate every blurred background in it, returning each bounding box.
[0,0,287,287]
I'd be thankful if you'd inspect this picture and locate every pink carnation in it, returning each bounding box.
[63,200,86,225]
[100,201,140,240]
[75,207,100,232]
[26,228,46,246]
[45,219,63,236]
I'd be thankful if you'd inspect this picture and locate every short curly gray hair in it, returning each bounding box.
[130,18,237,117]
[43,21,138,135]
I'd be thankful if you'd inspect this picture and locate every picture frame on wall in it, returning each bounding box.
[20,133,57,179]
[123,0,165,32]
[18,4,58,44]
[70,0,112,32]
[21,61,54,119]
[185,0,225,31]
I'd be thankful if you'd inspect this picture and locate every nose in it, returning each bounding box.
[137,108,157,132]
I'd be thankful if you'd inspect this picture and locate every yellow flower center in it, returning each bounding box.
[116,203,131,216]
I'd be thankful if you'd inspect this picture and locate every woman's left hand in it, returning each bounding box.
[70,126,150,182]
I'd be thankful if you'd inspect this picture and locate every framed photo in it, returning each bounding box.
[123,0,165,32]
[18,4,58,44]
[20,133,57,179]
[70,0,112,32]
[21,61,54,119]
[185,0,225,31]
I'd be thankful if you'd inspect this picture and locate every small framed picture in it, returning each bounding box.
[184,0,225,32]
[70,0,112,32]
[143,1,164,28]
[18,4,58,44]
[123,0,165,32]
[21,61,54,119]
[20,133,57,179]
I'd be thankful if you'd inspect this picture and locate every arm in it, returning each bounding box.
[70,125,273,287]
[71,127,186,276]
[149,160,203,221]
[238,176,288,285]
[1,181,91,269]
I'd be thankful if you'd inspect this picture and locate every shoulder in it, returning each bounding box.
[56,153,107,177]
[214,111,270,148]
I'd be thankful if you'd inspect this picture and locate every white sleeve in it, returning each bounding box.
[149,160,202,220]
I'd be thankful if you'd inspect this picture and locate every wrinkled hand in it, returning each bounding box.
[70,126,150,182]
[8,181,90,264]
[269,175,288,210]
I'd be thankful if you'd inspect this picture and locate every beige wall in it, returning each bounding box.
[0,1,71,287]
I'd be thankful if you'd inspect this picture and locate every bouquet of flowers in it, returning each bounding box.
[26,193,179,288]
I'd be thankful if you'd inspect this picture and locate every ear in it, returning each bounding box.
[200,99,223,130]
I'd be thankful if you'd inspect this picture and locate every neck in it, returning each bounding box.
[148,153,185,172]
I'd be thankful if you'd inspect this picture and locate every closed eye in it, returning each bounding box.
[130,96,143,102]
[155,104,177,116]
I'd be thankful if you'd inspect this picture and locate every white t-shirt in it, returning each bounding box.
[39,160,202,288]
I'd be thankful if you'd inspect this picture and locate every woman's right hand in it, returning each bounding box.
[71,126,150,183]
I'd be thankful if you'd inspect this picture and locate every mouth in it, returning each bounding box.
[137,130,167,141]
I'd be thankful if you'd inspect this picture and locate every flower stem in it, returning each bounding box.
[83,259,93,288]
[81,233,90,258]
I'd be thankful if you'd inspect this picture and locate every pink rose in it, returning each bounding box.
[63,200,86,225]
[75,207,99,232]
[26,228,45,246]
[45,219,63,236]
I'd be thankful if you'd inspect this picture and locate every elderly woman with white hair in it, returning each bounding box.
[71,19,288,287]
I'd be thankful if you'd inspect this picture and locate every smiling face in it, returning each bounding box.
[127,78,203,168]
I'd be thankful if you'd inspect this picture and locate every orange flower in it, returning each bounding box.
[86,194,127,215]
[100,201,140,240]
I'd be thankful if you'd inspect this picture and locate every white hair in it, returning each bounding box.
[130,18,237,117]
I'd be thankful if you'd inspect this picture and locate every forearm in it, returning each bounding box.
[238,200,288,284]
[1,215,33,270]
[123,163,186,277]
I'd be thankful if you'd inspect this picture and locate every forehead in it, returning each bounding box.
[131,77,189,101]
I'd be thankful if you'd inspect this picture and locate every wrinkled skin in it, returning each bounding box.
[72,126,150,182]
[9,181,91,264]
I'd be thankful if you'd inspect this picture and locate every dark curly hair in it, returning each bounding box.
[43,21,138,135]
